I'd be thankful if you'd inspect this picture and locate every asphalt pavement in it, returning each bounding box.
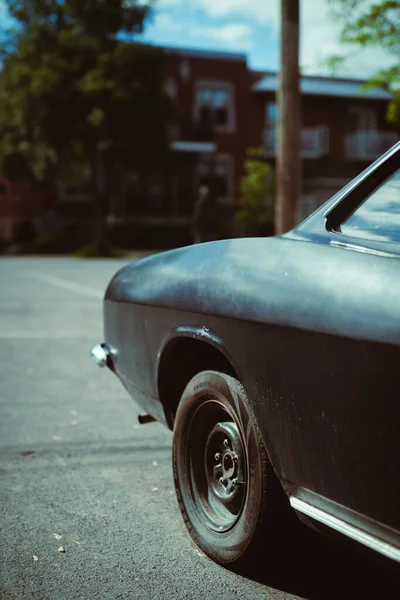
[0,256,398,600]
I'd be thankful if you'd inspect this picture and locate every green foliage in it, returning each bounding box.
[20,227,90,253]
[236,147,275,231]
[327,0,400,122]
[73,245,128,258]
[0,1,175,183]
[13,221,192,255]
[361,65,400,121]
[22,232,72,254]
[320,54,346,76]
[332,1,400,52]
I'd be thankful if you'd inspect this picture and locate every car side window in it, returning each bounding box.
[340,168,400,243]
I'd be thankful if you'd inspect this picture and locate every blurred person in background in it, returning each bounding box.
[192,186,220,244]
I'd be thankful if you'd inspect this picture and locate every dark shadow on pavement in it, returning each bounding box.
[243,519,399,600]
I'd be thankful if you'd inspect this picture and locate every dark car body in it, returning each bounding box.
[98,142,400,564]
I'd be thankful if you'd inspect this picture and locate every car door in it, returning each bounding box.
[285,155,400,539]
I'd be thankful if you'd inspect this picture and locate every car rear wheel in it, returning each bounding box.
[172,370,286,570]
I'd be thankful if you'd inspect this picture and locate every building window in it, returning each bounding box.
[165,77,177,98]
[266,102,279,129]
[180,59,191,81]
[347,106,377,132]
[198,154,233,204]
[195,82,234,132]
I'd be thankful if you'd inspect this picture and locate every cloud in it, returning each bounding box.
[2,0,390,79]
[191,23,252,49]
[191,0,276,24]
[153,11,183,31]
[0,0,13,27]
[156,0,395,77]
[158,0,276,25]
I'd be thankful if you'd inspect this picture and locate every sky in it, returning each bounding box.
[0,0,396,78]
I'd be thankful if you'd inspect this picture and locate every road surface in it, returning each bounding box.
[0,256,398,600]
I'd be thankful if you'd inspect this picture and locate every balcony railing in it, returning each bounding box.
[264,125,329,158]
[170,118,216,153]
[345,131,398,160]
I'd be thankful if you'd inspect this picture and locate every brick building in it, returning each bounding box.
[251,72,398,219]
[107,48,253,226]
[59,46,400,226]
[1,45,399,241]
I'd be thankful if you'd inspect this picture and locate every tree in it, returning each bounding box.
[236,147,275,235]
[275,0,301,235]
[327,0,400,122]
[0,0,175,252]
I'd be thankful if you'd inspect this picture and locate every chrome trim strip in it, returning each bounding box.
[323,141,400,218]
[329,239,398,258]
[290,497,400,563]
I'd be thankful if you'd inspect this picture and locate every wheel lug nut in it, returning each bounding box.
[223,439,229,447]
[214,453,221,461]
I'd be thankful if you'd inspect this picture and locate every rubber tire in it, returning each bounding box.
[172,370,285,570]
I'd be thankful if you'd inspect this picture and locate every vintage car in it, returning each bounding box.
[91,142,400,571]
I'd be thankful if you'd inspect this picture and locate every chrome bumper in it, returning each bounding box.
[90,343,110,368]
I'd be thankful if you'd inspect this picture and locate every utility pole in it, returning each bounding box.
[276,0,301,234]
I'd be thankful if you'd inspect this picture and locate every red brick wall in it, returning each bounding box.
[0,179,57,240]
[10,181,56,219]
[167,52,253,202]
[0,179,13,219]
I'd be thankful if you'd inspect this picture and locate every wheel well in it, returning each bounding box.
[158,337,238,429]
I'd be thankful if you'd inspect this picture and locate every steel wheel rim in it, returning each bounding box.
[186,398,247,533]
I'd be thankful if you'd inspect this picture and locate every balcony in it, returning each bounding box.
[345,130,398,160]
[264,125,329,159]
[170,118,216,153]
